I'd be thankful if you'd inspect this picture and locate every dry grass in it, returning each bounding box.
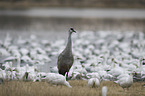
[0,80,145,96]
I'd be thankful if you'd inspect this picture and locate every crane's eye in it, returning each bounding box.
[69,28,76,33]
[70,28,74,30]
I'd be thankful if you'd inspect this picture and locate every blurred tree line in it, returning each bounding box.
[0,0,145,8]
[1,0,145,3]
[1,0,145,5]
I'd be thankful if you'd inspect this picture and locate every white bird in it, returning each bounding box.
[102,86,107,96]
[35,47,46,54]
[21,55,33,63]
[0,48,10,56]
[108,63,128,78]
[86,72,100,79]
[3,56,17,62]
[117,74,133,90]
[72,64,87,74]
[0,69,6,80]
[50,66,58,73]
[88,78,100,88]
[45,73,72,88]
[17,36,28,44]
[2,62,18,80]
[11,49,21,57]
[22,64,38,81]
[34,72,47,82]
[19,48,29,56]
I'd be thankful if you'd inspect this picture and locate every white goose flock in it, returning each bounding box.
[0,31,145,89]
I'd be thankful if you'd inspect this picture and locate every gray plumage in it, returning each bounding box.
[57,28,76,77]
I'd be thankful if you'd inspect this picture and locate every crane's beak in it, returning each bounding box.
[70,27,76,33]
[72,29,76,33]
[73,30,76,33]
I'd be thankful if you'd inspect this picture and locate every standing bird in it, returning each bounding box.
[117,74,133,91]
[57,28,76,78]
[88,78,100,88]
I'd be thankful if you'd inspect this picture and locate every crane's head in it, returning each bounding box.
[69,27,76,34]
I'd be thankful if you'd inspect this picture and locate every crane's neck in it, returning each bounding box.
[65,32,72,53]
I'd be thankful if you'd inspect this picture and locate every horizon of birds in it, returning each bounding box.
[0,31,145,93]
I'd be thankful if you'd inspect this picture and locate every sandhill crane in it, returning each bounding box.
[57,28,76,78]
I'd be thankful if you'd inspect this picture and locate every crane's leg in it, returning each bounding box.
[66,72,68,79]
[66,71,71,80]
[58,69,70,80]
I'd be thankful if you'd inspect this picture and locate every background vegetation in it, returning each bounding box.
[0,0,145,9]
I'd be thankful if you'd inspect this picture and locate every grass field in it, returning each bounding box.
[0,80,145,96]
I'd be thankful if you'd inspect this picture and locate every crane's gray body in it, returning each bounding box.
[57,28,75,76]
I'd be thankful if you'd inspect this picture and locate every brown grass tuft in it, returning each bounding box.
[0,80,145,96]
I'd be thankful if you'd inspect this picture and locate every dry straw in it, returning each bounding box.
[0,80,145,96]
